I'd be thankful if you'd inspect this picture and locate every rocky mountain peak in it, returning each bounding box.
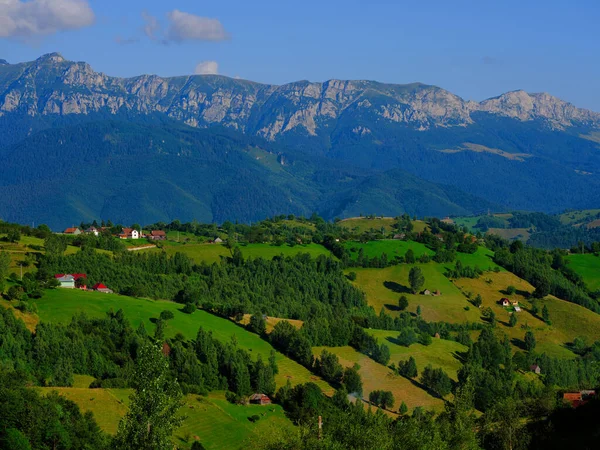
[0,53,598,137]
[36,52,66,64]
[476,90,600,128]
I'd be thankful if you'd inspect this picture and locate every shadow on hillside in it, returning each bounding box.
[452,350,468,365]
[384,303,399,311]
[404,376,449,401]
[511,337,527,351]
[384,281,411,294]
[385,336,405,347]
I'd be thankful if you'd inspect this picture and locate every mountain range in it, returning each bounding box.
[1,53,599,229]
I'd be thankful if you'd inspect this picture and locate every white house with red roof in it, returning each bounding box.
[93,283,113,294]
[118,228,140,240]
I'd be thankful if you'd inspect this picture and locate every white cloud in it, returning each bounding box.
[0,0,95,38]
[195,60,219,75]
[141,11,159,40]
[166,10,228,43]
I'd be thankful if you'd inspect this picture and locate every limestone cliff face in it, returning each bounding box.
[1,53,598,139]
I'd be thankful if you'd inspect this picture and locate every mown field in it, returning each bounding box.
[454,271,600,358]
[339,217,428,234]
[33,289,330,391]
[344,240,434,260]
[487,228,531,242]
[350,264,482,323]
[37,377,292,449]
[558,209,600,226]
[147,242,331,264]
[312,345,445,413]
[368,330,467,381]
[566,253,600,292]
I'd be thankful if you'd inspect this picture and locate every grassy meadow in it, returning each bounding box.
[148,242,331,264]
[34,289,330,391]
[339,217,428,234]
[344,240,434,261]
[312,345,445,413]
[454,271,600,358]
[566,253,600,291]
[368,330,467,381]
[350,264,482,323]
[37,379,292,449]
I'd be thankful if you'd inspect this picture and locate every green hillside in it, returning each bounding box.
[35,289,331,391]
[344,240,434,260]
[150,242,331,264]
[566,254,600,292]
[37,385,292,450]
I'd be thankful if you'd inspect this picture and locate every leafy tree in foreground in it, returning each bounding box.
[398,356,418,378]
[113,342,184,450]
[409,266,425,294]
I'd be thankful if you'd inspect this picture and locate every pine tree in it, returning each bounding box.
[509,313,517,327]
[542,304,551,324]
[399,401,408,415]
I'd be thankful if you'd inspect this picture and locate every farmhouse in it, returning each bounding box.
[432,290,441,296]
[249,393,272,405]
[514,306,522,312]
[393,233,406,240]
[93,283,113,294]
[85,226,99,236]
[422,289,432,296]
[54,274,75,288]
[500,298,511,307]
[147,230,166,241]
[214,237,223,244]
[118,228,140,240]
[562,390,596,408]
[530,364,541,374]
[63,227,81,235]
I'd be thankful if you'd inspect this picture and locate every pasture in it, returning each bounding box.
[368,330,467,381]
[34,289,330,391]
[37,382,292,450]
[344,240,434,260]
[350,264,482,323]
[566,253,600,292]
[454,271,600,358]
[486,228,531,242]
[339,217,428,234]
[149,242,331,264]
[312,345,445,413]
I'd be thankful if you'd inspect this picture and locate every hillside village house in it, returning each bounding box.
[118,228,140,239]
[147,230,166,240]
[85,226,99,236]
[249,393,272,405]
[63,227,82,235]
[500,298,511,307]
[563,390,596,408]
[54,273,87,288]
[530,364,541,374]
[92,283,113,294]
[54,274,75,288]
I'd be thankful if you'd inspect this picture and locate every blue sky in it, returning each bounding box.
[1,0,599,110]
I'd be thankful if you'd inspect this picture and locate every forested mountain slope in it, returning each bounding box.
[1,53,600,226]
